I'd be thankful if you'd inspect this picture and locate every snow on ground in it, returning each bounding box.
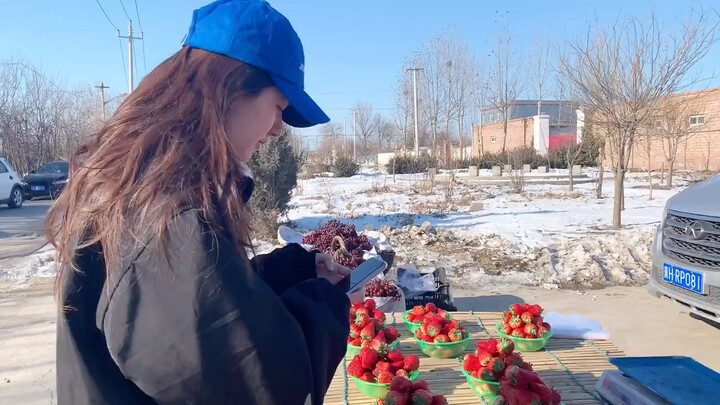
[0,245,56,287]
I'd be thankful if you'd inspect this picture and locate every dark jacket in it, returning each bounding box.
[57,207,350,405]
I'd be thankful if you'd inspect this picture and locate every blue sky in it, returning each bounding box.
[1,0,718,140]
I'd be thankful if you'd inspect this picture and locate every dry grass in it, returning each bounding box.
[525,191,585,199]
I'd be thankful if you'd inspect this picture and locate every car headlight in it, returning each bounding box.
[52,179,68,185]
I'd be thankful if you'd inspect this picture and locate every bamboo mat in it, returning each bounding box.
[325,311,624,405]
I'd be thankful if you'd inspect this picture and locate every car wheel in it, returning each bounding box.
[8,187,23,209]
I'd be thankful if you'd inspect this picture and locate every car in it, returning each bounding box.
[0,157,25,209]
[22,161,69,200]
[648,175,720,324]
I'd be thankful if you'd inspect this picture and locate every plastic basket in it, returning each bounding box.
[350,370,419,398]
[413,334,470,359]
[346,338,399,357]
[402,268,456,311]
[461,368,501,397]
[495,323,552,352]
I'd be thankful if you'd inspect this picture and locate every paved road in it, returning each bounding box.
[0,200,52,259]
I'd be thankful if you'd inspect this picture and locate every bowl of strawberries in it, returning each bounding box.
[411,306,469,359]
[462,338,562,404]
[375,377,448,405]
[495,303,553,352]
[348,299,400,357]
[347,347,421,398]
[402,303,452,333]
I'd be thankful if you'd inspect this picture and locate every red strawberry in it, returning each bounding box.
[462,354,480,372]
[405,312,416,323]
[355,312,370,326]
[371,332,389,355]
[347,335,354,343]
[532,315,543,326]
[349,337,362,346]
[523,323,537,337]
[387,349,404,363]
[528,304,543,316]
[360,372,376,383]
[412,305,427,316]
[372,317,385,331]
[373,309,387,322]
[488,357,505,373]
[436,309,450,319]
[374,361,391,374]
[415,330,426,340]
[521,303,530,312]
[504,365,542,389]
[503,353,524,367]
[395,369,409,378]
[433,334,450,343]
[542,322,552,331]
[356,306,370,318]
[508,315,523,329]
[347,355,364,377]
[440,325,451,336]
[446,319,459,330]
[476,350,494,367]
[377,371,394,384]
[476,339,499,355]
[551,388,562,404]
[361,339,372,348]
[422,334,434,342]
[477,366,496,381]
[360,347,378,369]
[384,390,409,405]
[391,360,405,372]
[500,384,542,405]
[510,328,524,338]
[502,324,514,335]
[412,380,430,392]
[350,302,362,318]
[403,354,420,371]
[431,395,448,405]
[537,325,551,338]
[521,362,534,371]
[349,323,361,339]
[503,311,512,324]
[424,302,437,313]
[509,303,523,316]
[470,370,479,379]
[424,322,442,337]
[389,375,414,393]
[384,326,400,343]
[520,311,534,324]
[411,389,433,405]
[364,299,377,311]
[448,328,464,342]
[360,323,375,340]
[529,381,555,404]
[497,338,514,355]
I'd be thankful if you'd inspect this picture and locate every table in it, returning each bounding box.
[325,311,624,404]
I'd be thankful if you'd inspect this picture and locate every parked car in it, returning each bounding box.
[0,157,24,208]
[22,161,69,200]
[648,175,720,323]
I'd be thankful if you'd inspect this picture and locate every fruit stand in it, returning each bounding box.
[325,311,624,405]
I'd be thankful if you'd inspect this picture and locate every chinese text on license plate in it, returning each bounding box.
[663,263,703,294]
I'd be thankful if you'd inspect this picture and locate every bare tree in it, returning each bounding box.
[533,36,553,117]
[393,67,414,151]
[352,102,377,154]
[654,96,706,187]
[560,10,717,229]
[417,33,448,157]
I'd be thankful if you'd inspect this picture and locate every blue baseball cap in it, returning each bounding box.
[185,0,329,128]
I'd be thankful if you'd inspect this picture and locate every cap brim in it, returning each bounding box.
[270,74,330,128]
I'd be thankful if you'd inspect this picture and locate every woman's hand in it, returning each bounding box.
[315,253,351,285]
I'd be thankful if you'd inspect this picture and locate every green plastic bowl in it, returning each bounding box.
[350,370,419,398]
[461,368,501,398]
[401,310,453,333]
[413,334,470,359]
[494,322,553,352]
[346,339,399,357]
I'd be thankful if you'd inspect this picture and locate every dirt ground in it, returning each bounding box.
[0,278,718,405]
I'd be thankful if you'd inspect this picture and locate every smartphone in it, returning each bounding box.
[348,258,387,293]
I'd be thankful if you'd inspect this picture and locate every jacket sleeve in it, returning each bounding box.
[251,243,318,295]
[101,211,350,405]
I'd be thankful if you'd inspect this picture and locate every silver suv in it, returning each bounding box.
[648,175,720,323]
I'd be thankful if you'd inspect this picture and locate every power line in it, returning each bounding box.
[134,0,148,76]
[133,0,144,31]
[118,37,129,89]
[95,0,119,31]
[118,0,132,21]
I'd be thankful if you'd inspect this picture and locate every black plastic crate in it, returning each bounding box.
[401,268,456,311]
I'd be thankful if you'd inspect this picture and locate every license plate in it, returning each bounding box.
[663,263,703,294]
[31,185,45,191]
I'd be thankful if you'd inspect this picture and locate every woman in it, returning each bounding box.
[48,1,356,404]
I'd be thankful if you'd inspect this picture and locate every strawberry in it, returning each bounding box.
[411,389,433,405]
[361,339,372,348]
[537,325,551,338]
[551,388,562,404]
[470,370,479,379]
[431,395,448,405]
[424,322,442,337]
[532,315,543,326]
[510,328,524,338]
[433,334,450,343]
[521,303,530,312]
[436,309,450,319]
[403,354,420,371]
[520,311,534,325]
[424,302,437,313]
[476,350,494,367]
[529,381,555,404]
[384,326,400,343]
[528,304,543,316]
[374,361,391,374]
[391,360,405,372]
[446,319,459,330]
[440,325,451,335]
[521,362,534,371]
[542,322,552,331]
[422,334,434,342]
[509,303,523,316]
[462,354,480,372]
[405,312,416,323]
[503,353,524,367]
[360,347,378,369]
[503,311,512,324]
[523,323,538,337]
[488,357,505,373]
[350,323,363,339]
[387,349,404,363]
[372,318,385,331]
[448,328,464,342]
[395,369,409,378]
[500,383,542,405]
[384,391,409,405]
[347,335,354,343]
[350,302,362,318]
[356,306,370,318]
[377,371,394,384]
[355,312,370,326]
[360,372,376,383]
[477,366,496,381]
[476,339,499,355]
[412,380,430,392]
[508,315,523,329]
[390,375,414,393]
[349,337,362,346]
[497,338,514,355]
[365,299,377,311]
[371,332,389,355]
[347,355,364,377]
[502,324,514,335]
[412,306,427,316]
[504,365,542,389]
[360,323,375,340]
[373,309,387,322]
[415,330,426,340]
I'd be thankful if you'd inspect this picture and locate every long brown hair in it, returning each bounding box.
[45,47,273,290]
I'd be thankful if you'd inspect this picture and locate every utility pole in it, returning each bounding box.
[352,109,357,161]
[117,20,143,94]
[95,82,109,120]
[405,67,423,156]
